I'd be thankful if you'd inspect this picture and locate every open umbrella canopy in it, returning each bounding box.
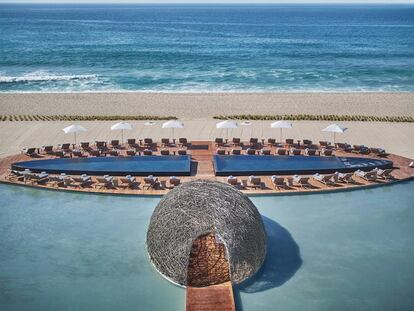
[270,120,293,129]
[62,124,87,145]
[322,124,347,133]
[62,124,87,134]
[162,120,184,129]
[216,120,238,129]
[110,122,133,131]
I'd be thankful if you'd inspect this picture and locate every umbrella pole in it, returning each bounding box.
[280,128,282,143]
[74,132,77,146]
[227,128,229,142]
[121,129,123,145]
[334,132,336,144]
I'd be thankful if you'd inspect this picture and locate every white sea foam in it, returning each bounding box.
[0,71,98,83]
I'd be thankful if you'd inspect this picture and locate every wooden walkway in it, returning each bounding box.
[186,282,235,311]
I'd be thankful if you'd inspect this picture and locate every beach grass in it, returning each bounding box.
[214,114,414,123]
[0,115,177,122]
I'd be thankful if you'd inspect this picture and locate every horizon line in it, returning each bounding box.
[2,1,414,4]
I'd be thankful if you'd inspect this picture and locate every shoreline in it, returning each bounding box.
[1,92,413,118]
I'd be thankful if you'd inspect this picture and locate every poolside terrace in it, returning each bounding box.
[1,138,413,196]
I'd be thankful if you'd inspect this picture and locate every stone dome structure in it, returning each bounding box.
[146,179,267,287]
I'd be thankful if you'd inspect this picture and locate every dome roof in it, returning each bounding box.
[146,179,267,286]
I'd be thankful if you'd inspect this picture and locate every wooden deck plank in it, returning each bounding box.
[186,282,235,311]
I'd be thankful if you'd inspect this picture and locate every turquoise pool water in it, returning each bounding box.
[0,181,413,311]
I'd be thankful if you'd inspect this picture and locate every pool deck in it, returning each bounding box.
[0,140,413,196]
[186,282,235,311]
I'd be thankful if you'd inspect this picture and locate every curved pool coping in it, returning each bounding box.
[1,176,412,198]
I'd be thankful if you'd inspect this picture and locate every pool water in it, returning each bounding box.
[0,181,413,311]
[213,155,393,176]
[12,155,192,176]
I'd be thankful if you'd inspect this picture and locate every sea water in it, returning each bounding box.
[0,181,413,310]
[0,4,413,92]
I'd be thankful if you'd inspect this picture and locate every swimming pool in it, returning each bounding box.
[213,155,393,176]
[12,155,192,176]
[0,181,413,311]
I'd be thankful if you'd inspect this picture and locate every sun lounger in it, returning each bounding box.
[26,172,49,185]
[160,149,170,156]
[72,174,93,187]
[215,138,224,146]
[79,142,90,151]
[370,147,389,157]
[110,140,120,149]
[6,169,25,182]
[217,149,226,155]
[42,145,54,155]
[355,169,377,182]
[72,149,86,157]
[94,176,112,189]
[227,175,238,187]
[109,149,119,157]
[335,172,355,183]
[249,138,259,147]
[178,149,187,156]
[169,176,181,187]
[59,143,71,151]
[232,138,241,146]
[247,148,257,155]
[179,138,189,147]
[409,161,414,168]
[293,175,311,188]
[143,149,153,156]
[22,147,38,157]
[95,141,107,150]
[319,141,331,148]
[285,139,294,146]
[161,138,171,147]
[261,149,271,155]
[232,149,241,155]
[335,142,353,152]
[305,148,317,156]
[322,148,334,156]
[119,175,138,189]
[291,148,301,156]
[267,138,276,146]
[248,175,262,189]
[375,168,393,180]
[89,149,102,157]
[144,138,153,147]
[303,139,312,146]
[271,175,286,190]
[313,173,336,186]
[277,148,287,155]
[126,149,136,156]
[127,139,137,148]
[143,175,159,189]
[353,145,370,154]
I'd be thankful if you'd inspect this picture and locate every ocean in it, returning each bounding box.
[0,4,413,92]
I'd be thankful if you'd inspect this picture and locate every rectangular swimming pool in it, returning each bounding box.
[213,155,393,176]
[12,155,192,176]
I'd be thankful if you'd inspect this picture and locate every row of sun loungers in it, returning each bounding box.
[217,148,334,156]
[226,168,394,190]
[6,170,182,190]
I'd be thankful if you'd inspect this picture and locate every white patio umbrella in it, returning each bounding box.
[110,122,132,144]
[270,120,293,142]
[62,124,87,145]
[322,123,347,143]
[216,120,238,141]
[162,120,184,139]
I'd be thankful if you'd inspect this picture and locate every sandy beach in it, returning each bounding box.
[1,92,413,118]
[0,92,413,159]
